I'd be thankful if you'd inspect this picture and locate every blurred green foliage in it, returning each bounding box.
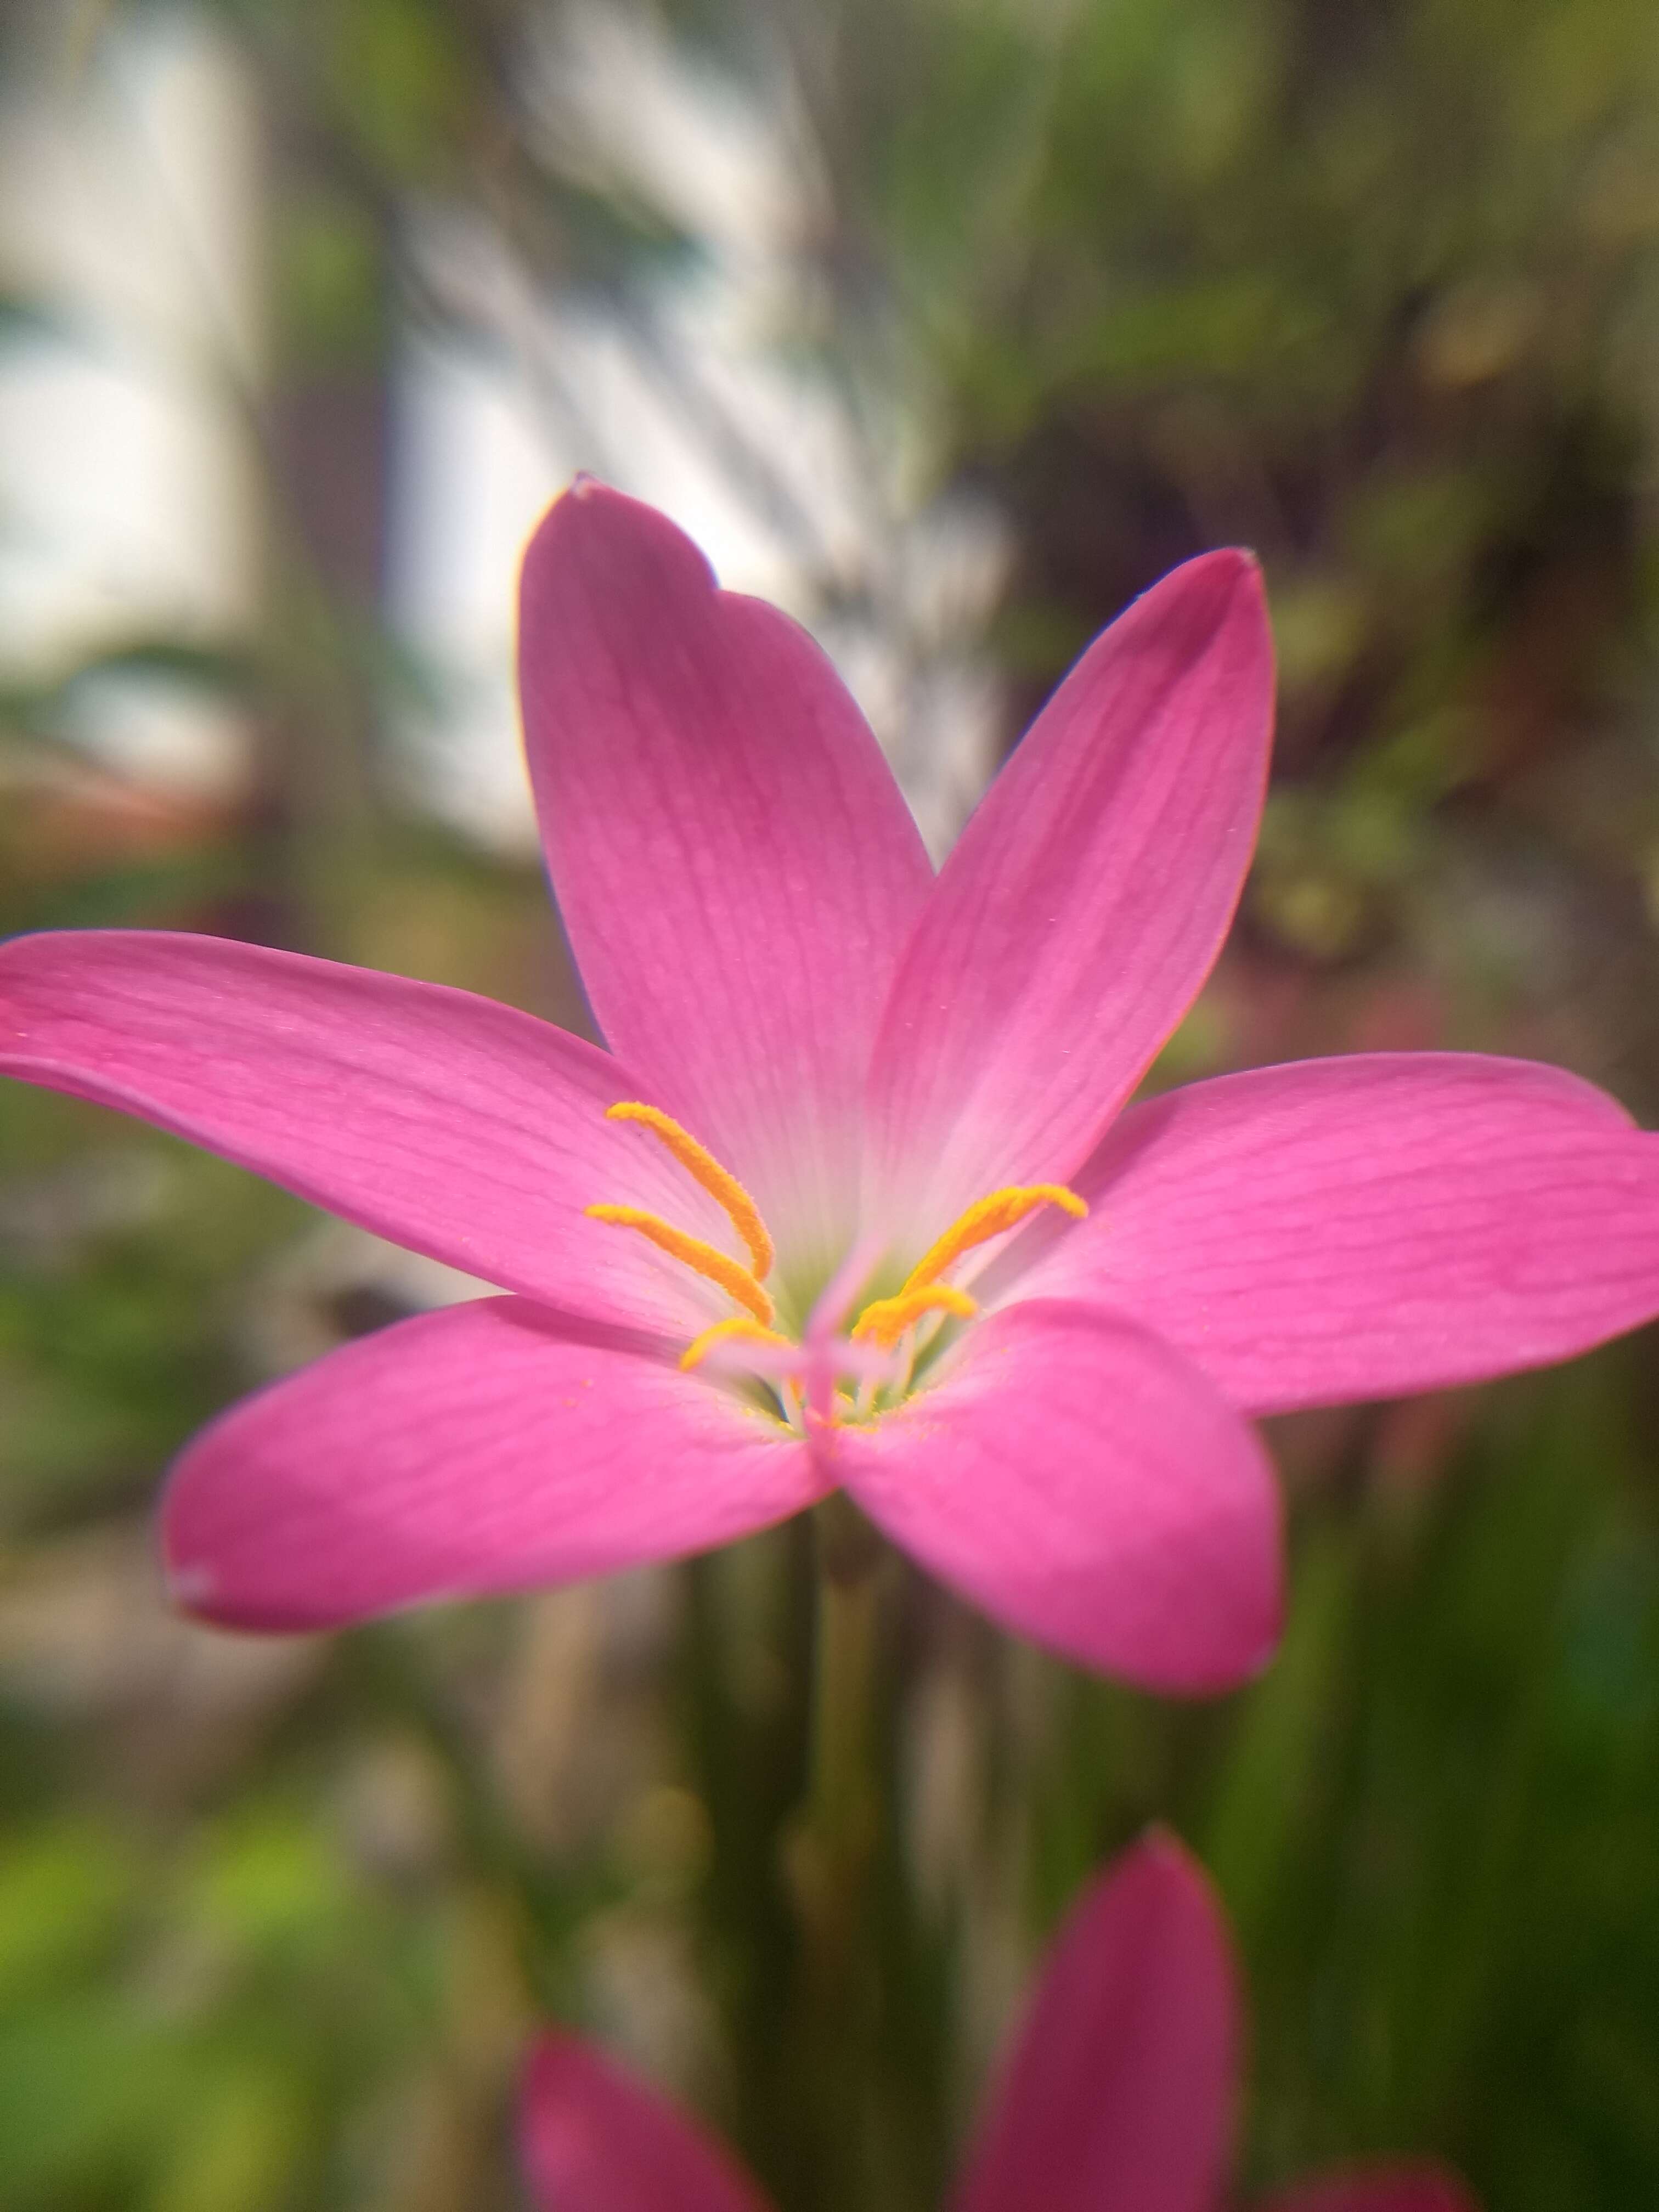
[5,1,1659,2208]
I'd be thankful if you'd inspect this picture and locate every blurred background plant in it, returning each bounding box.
[4,1,1659,2206]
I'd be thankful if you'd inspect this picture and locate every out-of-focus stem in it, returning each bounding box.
[782,1493,885,2203]
[806,1495,882,1887]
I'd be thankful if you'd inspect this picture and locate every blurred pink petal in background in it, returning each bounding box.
[520,1834,1478,2212]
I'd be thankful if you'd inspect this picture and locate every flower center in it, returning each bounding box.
[586,1102,1086,1404]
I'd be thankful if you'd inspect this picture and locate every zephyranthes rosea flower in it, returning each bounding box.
[519,1832,1477,2212]
[3,481,1658,1686]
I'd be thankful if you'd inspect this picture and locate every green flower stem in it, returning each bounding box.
[782,1494,886,2203]
[807,1493,883,1884]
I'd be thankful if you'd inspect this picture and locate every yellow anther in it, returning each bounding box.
[901,1183,1087,1296]
[851,1282,978,1350]
[680,1316,796,1372]
[585,1205,775,1325]
[606,1103,774,1279]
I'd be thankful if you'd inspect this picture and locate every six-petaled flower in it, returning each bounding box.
[3,479,1658,1687]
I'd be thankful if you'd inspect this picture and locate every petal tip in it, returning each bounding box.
[164,1553,217,1618]
[1204,543,1270,625]
[157,1480,217,1619]
[1116,1825,1221,1914]
[1161,1428,1285,1696]
[1149,1539,1284,1697]
[161,1542,309,1635]
[1127,543,1273,689]
[522,475,716,616]
[158,1476,297,1634]
[1133,1821,1201,1876]
[159,1522,253,1631]
[520,2028,569,2098]
[1108,1826,1231,1951]
[539,472,676,542]
[1174,542,1261,595]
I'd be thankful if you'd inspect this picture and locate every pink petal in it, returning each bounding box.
[954,1833,1238,2212]
[162,1299,822,1630]
[822,1300,1282,1690]
[518,481,933,1259]
[865,551,1272,1237]
[1254,2168,1480,2212]
[521,2033,775,2212]
[0,928,742,1338]
[1021,1052,1659,1415]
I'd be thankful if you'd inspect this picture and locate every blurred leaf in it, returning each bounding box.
[0,1995,184,2200]
[147,2062,306,2212]
[0,1822,137,2006]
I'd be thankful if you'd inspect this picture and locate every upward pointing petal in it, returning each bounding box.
[953,1834,1239,2212]
[867,551,1272,1233]
[518,482,933,1257]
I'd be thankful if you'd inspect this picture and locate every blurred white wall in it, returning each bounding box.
[0,8,261,800]
[2,3,1006,857]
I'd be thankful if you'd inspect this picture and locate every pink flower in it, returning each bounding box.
[517,1832,1479,2212]
[3,481,1657,1686]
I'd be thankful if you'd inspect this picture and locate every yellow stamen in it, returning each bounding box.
[851,1282,978,1349]
[680,1316,795,1372]
[898,1183,1087,1298]
[606,1102,774,1279]
[585,1205,775,1324]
